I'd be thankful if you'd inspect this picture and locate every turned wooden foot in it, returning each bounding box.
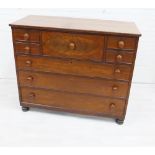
[22,106,29,112]
[115,119,124,125]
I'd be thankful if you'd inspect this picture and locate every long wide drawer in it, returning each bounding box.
[21,87,126,118]
[15,42,41,55]
[18,71,129,98]
[16,55,132,81]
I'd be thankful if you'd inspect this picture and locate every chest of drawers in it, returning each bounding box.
[9,15,141,124]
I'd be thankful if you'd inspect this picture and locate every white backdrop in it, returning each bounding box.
[0,9,155,146]
[0,8,155,83]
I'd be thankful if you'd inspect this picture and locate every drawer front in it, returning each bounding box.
[13,28,40,42]
[107,36,137,50]
[21,87,126,118]
[15,42,41,55]
[16,55,131,81]
[42,31,104,61]
[106,50,135,64]
[19,71,129,98]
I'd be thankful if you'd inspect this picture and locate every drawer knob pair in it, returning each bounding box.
[69,42,76,50]
[24,33,29,40]
[118,41,125,49]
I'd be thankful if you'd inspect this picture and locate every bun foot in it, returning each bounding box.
[115,119,124,125]
[22,106,29,112]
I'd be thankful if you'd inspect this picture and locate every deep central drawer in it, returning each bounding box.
[18,70,129,98]
[16,55,131,81]
[42,31,104,61]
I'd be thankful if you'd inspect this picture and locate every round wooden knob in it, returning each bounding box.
[112,85,118,91]
[118,41,125,49]
[109,103,116,111]
[25,60,32,66]
[27,76,33,81]
[24,46,30,51]
[69,42,76,50]
[29,92,35,99]
[116,54,123,60]
[24,33,29,40]
[115,68,121,73]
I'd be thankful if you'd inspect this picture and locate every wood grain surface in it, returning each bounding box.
[10,15,141,36]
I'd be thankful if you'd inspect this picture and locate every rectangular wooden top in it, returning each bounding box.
[9,15,141,36]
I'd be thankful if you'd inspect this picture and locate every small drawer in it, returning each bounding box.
[21,87,126,118]
[114,65,132,81]
[16,55,132,81]
[13,28,40,42]
[42,31,104,62]
[107,36,137,50]
[106,50,135,64]
[15,42,41,55]
[18,70,129,98]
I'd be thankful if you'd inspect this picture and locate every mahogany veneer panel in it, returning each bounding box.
[18,70,128,98]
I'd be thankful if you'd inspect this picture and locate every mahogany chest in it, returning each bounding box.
[9,15,141,124]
